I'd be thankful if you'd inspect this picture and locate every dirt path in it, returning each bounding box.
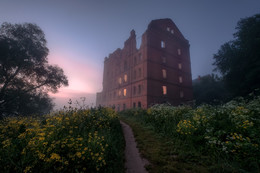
[120,121,149,173]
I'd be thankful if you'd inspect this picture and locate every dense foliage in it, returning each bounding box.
[213,13,260,98]
[192,74,229,105]
[120,97,260,172]
[0,22,68,117]
[0,107,125,173]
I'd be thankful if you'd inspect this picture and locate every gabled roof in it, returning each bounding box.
[148,18,187,41]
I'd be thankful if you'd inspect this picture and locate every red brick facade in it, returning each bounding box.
[96,19,193,110]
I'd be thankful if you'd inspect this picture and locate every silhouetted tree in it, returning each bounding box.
[213,13,260,98]
[193,74,229,105]
[0,22,68,117]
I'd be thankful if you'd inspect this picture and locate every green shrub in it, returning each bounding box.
[120,97,260,172]
[0,107,124,173]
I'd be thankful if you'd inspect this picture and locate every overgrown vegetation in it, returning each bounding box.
[194,14,260,105]
[120,96,260,172]
[0,22,68,117]
[192,74,230,105]
[0,107,125,173]
[213,14,260,98]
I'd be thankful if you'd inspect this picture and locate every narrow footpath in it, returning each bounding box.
[120,121,149,173]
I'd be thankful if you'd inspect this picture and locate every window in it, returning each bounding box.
[124,60,127,71]
[162,69,167,79]
[118,90,122,96]
[162,57,166,63]
[138,102,141,108]
[138,85,142,94]
[123,89,127,96]
[178,48,181,55]
[133,102,136,108]
[118,77,122,84]
[171,29,174,34]
[133,86,136,95]
[180,91,184,98]
[162,86,167,95]
[161,41,165,48]
[179,76,183,83]
[138,68,141,77]
[124,74,127,82]
[139,53,142,62]
[123,104,126,110]
[178,63,182,69]
[167,27,170,31]
[134,56,137,65]
[113,92,116,98]
[134,70,136,79]
[117,104,120,112]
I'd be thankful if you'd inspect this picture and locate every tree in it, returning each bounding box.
[0,22,68,117]
[193,74,229,105]
[213,14,260,98]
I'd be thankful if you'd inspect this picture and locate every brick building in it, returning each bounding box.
[96,18,193,110]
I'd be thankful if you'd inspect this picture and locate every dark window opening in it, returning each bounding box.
[138,68,141,77]
[162,57,166,63]
[124,60,127,71]
[139,53,142,62]
[138,85,142,94]
[138,102,141,108]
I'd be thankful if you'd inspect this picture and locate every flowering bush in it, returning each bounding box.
[145,104,192,136]
[176,119,196,135]
[120,96,260,171]
[0,107,124,173]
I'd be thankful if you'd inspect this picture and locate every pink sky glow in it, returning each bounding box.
[48,52,102,109]
[49,88,96,109]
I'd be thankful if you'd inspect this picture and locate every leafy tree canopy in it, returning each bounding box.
[193,74,229,105]
[0,22,68,117]
[213,13,260,97]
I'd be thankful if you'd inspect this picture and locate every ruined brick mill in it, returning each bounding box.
[96,19,193,110]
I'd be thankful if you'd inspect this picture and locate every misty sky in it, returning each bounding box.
[0,0,259,109]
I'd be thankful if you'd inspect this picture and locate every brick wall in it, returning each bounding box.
[96,18,193,110]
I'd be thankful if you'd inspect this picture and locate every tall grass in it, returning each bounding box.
[0,107,125,173]
[120,96,260,172]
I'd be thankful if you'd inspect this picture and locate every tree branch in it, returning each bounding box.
[0,66,21,95]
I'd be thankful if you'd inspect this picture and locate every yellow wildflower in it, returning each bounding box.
[76,152,82,158]
[39,137,45,141]
[50,153,61,161]
[24,166,32,173]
